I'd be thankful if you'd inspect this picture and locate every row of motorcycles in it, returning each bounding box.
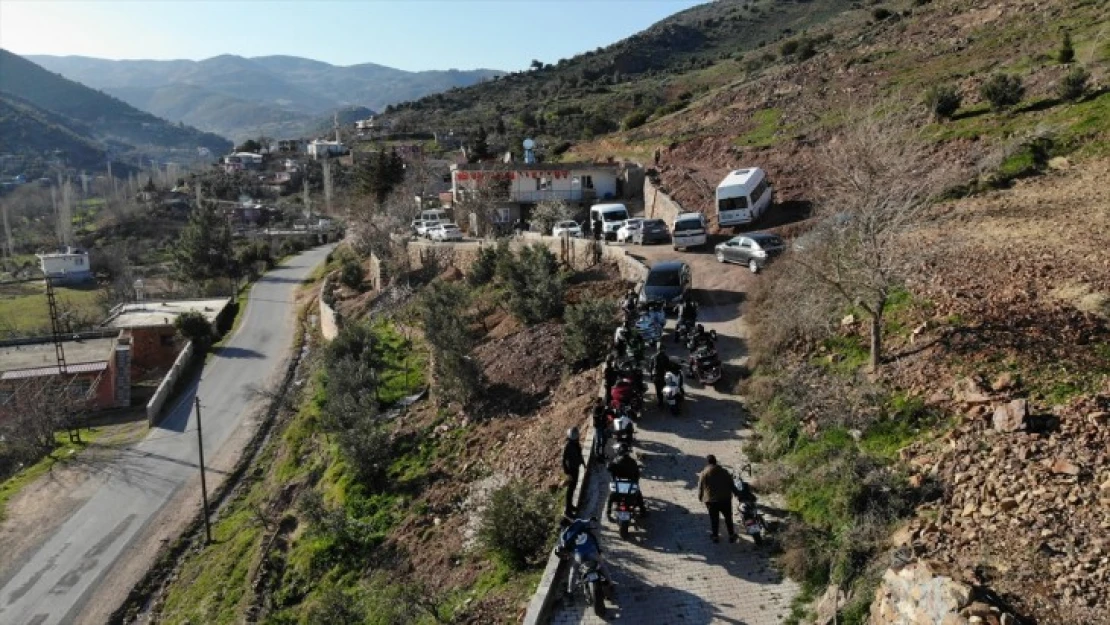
[556,292,765,616]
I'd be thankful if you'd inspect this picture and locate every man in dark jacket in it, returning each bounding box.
[651,348,675,407]
[591,400,611,464]
[697,454,745,543]
[562,427,585,516]
[606,444,646,517]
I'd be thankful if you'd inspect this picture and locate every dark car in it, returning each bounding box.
[640,260,692,311]
[633,219,671,245]
[714,232,786,273]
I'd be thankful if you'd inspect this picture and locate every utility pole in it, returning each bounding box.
[195,396,212,544]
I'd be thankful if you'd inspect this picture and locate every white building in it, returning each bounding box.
[307,139,347,160]
[37,247,92,284]
[450,162,620,205]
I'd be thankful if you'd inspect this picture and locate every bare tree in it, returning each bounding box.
[530,199,574,234]
[454,165,513,237]
[790,105,964,370]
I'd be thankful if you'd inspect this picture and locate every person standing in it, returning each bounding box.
[697,454,743,543]
[562,427,585,516]
[591,401,610,464]
[651,347,671,407]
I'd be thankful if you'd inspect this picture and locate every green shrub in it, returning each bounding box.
[979,73,1025,110]
[780,39,800,57]
[924,84,961,119]
[1057,32,1075,64]
[652,101,688,119]
[797,39,818,61]
[622,110,649,131]
[420,281,482,405]
[1057,66,1090,101]
[174,310,212,348]
[479,480,557,569]
[563,299,619,369]
[501,244,564,325]
[340,260,364,290]
[871,7,892,20]
[467,239,510,287]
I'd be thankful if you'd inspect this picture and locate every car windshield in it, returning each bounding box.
[556,221,577,228]
[646,269,681,287]
[674,219,702,232]
[443,224,459,230]
[602,211,628,222]
[644,220,665,228]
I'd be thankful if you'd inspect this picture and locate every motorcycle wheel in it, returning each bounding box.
[619,520,630,540]
[590,580,606,617]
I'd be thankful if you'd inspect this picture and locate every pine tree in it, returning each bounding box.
[1058,32,1075,64]
[469,126,491,163]
[174,201,233,282]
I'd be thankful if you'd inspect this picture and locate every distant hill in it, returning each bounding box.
[0,91,110,171]
[0,50,229,160]
[26,54,503,140]
[373,0,857,151]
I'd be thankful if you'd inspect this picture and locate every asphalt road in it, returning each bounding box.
[0,245,333,625]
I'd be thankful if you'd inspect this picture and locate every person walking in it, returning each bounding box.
[651,347,671,407]
[697,454,743,543]
[591,400,611,464]
[563,427,586,516]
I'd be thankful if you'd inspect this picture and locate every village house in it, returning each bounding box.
[103,298,233,374]
[37,246,92,284]
[307,139,348,160]
[222,152,264,173]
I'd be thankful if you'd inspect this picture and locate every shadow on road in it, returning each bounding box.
[214,346,265,359]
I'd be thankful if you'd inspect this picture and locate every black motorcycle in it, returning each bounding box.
[687,345,722,386]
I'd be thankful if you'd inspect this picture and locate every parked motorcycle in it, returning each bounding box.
[609,478,642,539]
[687,345,722,386]
[685,328,718,352]
[556,521,610,617]
[609,411,636,450]
[635,313,664,345]
[662,370,683,415]
[674,317,696,344]
[610,377,644,420]
[738,501,766,545]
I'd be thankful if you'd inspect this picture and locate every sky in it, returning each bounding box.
[0,0,707,72]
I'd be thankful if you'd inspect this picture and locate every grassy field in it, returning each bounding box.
[0,282,103,337]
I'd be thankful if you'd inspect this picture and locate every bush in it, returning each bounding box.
[279,238,307,257]
[531,200,575,234]
[174,310,212,348]
[651,101,688,119]
[501,244,564,325]
[563,299,620,369]
[621,110,649,131]
[340,259,365,289]
[979,73,1025,110]
[923,84,961,119]
[420,281,482,405]
[871,7,892,20]
[797,39,818,60]
[1057,32,1075,64]
[1057,66,1090,101]
[468,239,510,287]
[479,480,558,569]
[780,39,800,57]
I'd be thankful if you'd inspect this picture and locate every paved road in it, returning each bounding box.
[550,290,799,623]
[0,246,332,625]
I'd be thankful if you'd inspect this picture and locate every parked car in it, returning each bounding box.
[671,212,708,250]
[552,220,583,238]
[410,219,426,234]
[633,219,670,245]
[417,219,443,238]
[429,222,463,242]
[640,260,692,312]
[616,218,644,243]
[590,203,630,240]
[715,232,785,273]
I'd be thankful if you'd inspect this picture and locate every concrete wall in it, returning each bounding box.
[126,327,179,375]
[367,252,384,292]
[643,174,686,226]
[319,274,340,341]
[146,340,193,425]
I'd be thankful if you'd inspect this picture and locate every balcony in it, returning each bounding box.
[509,189,598,203]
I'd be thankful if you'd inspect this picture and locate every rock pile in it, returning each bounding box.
[896,382,1110,623]
[869,561,1024,625]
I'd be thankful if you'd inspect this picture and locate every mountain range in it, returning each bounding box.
[0,49,231,175]
[26,54,503,140]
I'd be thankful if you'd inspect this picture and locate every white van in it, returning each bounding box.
[589,203,630,240]
[672,212,708,250]
[420,209,449,223]
[716,167,773,229]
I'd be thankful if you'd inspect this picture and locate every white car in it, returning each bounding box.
[429,222,463,242]
[552,220,583,238]
[616,218,645,243]
[417,219,442,238]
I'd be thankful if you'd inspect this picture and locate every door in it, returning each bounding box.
[737,238,754,262]
[722,238,741,262]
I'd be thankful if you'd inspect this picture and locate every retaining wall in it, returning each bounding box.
[644,175,686,225]
[146,340,193,425]
[319,273,340,341]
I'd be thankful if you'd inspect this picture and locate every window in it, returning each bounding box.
[540,177,551,191]
[582,175,594,190]
[719,196,748,211]
[739,239,753,249]
[75,257,85,266]
[750,179,769,204]
[0,390,13,405]
[494,207,511,223]
[160,334,175,347]
[674,219,703,232]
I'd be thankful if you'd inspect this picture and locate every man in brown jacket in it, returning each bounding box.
[697,454,742,543]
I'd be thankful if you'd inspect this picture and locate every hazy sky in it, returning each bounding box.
[0,0,706,71]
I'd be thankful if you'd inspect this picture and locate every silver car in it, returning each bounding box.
[715,232,785,273]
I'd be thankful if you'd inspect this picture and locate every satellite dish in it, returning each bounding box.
[523,139,535,150]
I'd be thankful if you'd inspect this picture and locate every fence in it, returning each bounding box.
[146,340,193,425]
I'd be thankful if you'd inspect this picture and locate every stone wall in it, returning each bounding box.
[644,174,686,225]
[319,273,340,341]
[146,340,193,424]
[367,251,384,292]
